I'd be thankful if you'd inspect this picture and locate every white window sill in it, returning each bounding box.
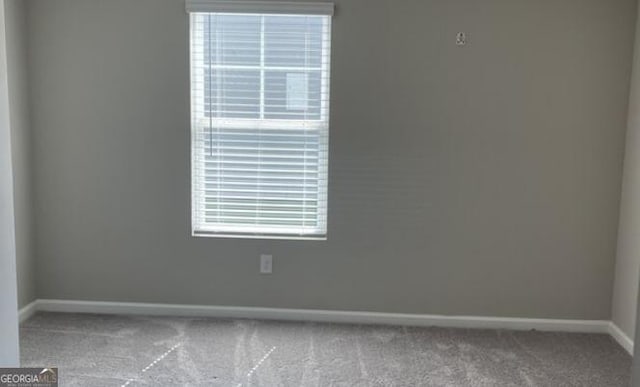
[192,231,327,241]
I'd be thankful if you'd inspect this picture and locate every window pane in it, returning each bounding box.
[264,15,323,68]
[202,127,322,228]
[205,14,261,66]
[264,71,322,120]
[205,69,260,118]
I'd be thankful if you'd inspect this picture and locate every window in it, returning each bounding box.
[187,1,333,239]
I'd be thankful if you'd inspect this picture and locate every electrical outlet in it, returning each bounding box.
[260,254,273,274]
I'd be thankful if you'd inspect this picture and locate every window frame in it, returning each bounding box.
[188,4,333,240]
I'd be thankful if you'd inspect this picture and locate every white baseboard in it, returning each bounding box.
[18,300,38,323]
[19,299,634,356]
[26,298,610,334]
[608,322,634,355]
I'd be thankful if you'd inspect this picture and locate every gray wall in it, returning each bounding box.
[0,0,20,367]
[613,0,640,343]
[27,0,636,319]
[5,0,35,309]
[634,294,640,385]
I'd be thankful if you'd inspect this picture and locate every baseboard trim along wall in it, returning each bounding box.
[18,299,632,355]
[18,300,37,323]
[608,321,634,355]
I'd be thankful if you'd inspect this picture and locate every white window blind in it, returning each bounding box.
[188,1,333,239]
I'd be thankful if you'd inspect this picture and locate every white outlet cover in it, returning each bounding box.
[260,254,273,274]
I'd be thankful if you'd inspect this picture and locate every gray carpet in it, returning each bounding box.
[20,312,631,387]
